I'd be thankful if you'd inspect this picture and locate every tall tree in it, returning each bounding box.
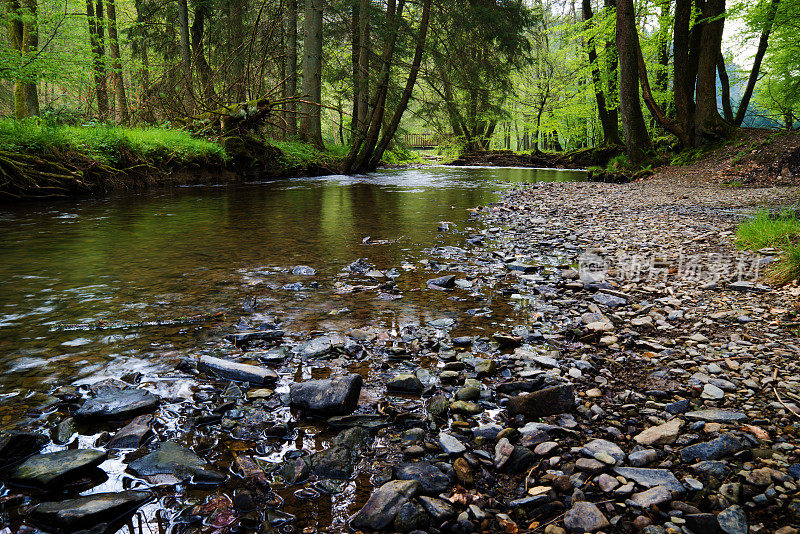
[228,0,246,102]
[86,0,108,121]
[616,0,650,161]
[5,0,39,118]
[105,0,129,124]
[176,0,193,112]
[191,0,217,107]
[581,0,620,146]
[300,0,323,147]
[284,0,297,134]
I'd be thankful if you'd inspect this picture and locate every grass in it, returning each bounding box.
[0,119,225,165]
[736,208,800,284]
[271,140,349,168]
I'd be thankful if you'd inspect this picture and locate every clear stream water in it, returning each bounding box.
[0,166,586,532]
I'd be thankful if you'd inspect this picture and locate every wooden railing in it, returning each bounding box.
[403,132,444,148]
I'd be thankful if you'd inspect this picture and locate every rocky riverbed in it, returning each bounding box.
[2,175,800,534]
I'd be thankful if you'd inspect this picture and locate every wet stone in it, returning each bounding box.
[427,275,456,289]
[613,467,685,493]
[107,415,153,449]
[31,490,153,531]
[563,501,609,532]
[350,480,420,530]
[387,374,423,393]
[507,384,575,419]
[311,446,358,480]
[394,501,430,533]
[438,432,466,454]
[582,439,625,464]
[685,409,747,423]
[627,486,674,508]
[680,433,744,463]
[197,356,278,385]
[11,449,107,488]
[0,431,48,470]
[717,505,747,534]
[419,496,455,521]
[75,387,159,421]
[634,418,683,446]
[394,462,452,493]
[289,374,362,416]
[128,441,223,486]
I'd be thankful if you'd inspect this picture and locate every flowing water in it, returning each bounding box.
[0,165,585,531]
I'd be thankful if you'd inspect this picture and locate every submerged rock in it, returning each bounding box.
[31,490,153,531]
[197,355,278,385]
[386,373,423,393]
[128,441,223,486]
[290,374,362,416]
[75,387,159,421]
[107,415,153,450]
[11,449,107,488]
[0,431,48,470]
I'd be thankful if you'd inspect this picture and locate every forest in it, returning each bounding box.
[1,0,798,174]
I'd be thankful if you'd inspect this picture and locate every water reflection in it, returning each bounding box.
[0,166,584,419]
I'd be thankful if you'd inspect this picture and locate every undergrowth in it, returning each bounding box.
[0,119,225,165]
[736,208,800,284]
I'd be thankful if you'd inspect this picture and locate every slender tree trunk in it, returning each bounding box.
[717,53,734,122]
[285,0,297,135]
[176,0,193,113]
[300,0,323,147]
[191,2,217,107]
[672,0,694,146]
[582,0,620,146]
[734,0,780,125]
[616,0,650,162]
[356,0,369,129]
[602,0,619,139]
[369,0,431,168]
[105,0,128,124]
[87,0,108,121]
[228,0,245,102]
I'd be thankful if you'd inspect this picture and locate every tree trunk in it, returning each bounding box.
[227,0,245,102]
[582,0,620,146]
[6,0,40,118]
[369,0,432,168]
[285,0,297,135]
[693,0,732,142]
[616,0,650,162]
[191,1,217,107]
[87,0,108,121]
[603,0,619,139]
[355,0,369,129]
[176,0,193,113]
[717,53,734,122]
[105,0,128,124]
[673,0,694,146]
[734,0,780,125]
[300,0,323,147]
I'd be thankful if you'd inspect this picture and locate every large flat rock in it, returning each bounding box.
[128,441,224,486]
[11,449,107,487]
[31,490,153,531]
[75,388,160,420]
[198,355,278,385]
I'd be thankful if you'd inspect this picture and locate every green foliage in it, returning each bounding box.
[271,140,348,167]
[0,120,225,164]
[768,241,800,285]
[736,209,800,250]
[670,148,704,166]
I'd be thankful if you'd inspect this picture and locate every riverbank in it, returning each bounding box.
[0,121,350,200]
[2,163,800,532]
